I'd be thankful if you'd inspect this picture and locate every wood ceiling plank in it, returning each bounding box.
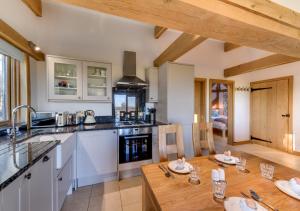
[0,20,45,61]
[224,42,240,52]
[221,0,300,29]
[224,54,300,77]
[57,0,300,58]
[154,26,167,39]
[22,0,42,17]
[154,33,207,67]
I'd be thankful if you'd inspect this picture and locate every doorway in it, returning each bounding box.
[194,78,207,123]
[250,76,293,152]
[209,79,234,145]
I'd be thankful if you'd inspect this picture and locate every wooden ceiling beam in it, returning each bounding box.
[22,0,42,17]
[224,54,300,77]
[224,43,240,52]
[154,33,207,67]
[0,20,45,61]
[57,0,300,58]
[222,0,300,29]
[154,26,167,39]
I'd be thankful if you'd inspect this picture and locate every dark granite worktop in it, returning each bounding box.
[0,140,59,191]
[0,121,165,191]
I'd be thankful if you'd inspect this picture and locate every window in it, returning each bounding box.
[0,54,8,123]
[0,52,23,126]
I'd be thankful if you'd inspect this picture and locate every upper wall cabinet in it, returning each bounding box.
[47,56,112,102]
[82,61,112,101]
[145,67,158,103]
[48,57,83,101]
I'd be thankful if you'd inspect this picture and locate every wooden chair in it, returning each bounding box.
[192,122,216,156]
[158,124,185,162]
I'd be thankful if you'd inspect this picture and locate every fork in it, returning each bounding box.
[158,164,171,177]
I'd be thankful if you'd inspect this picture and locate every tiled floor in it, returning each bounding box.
[62,137,300,211]
[61,176,142,211]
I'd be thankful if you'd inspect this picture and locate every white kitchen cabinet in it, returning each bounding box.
[146,67,158,102]
[82,61,112,101]
[77,130,118,187]
[29,150,55,211]
[48,56,83,101]
[1,149,56,211]
[57,156,73,211]
[1,175,22,211]
[47,55,112,102]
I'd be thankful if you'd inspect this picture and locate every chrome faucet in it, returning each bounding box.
[9,105,37,139]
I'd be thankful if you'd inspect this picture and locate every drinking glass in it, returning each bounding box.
[260,163,275,180]
[212,180,227,199]
[189,166,200,184]
[236,157,247,172]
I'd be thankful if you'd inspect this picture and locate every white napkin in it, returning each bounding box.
[218,168,225,181]
[211,169,220,181]
[211,168,225,182]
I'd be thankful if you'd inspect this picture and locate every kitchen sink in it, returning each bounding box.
[24,135,56,143]
[24,133,75,170]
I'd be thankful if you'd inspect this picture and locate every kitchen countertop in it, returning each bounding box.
[0,140,59,191]
[0,121,165,191]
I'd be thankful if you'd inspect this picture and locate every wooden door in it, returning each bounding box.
[194,78,206,123]
[250,77,292,152]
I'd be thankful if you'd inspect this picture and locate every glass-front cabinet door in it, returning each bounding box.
[82,61,112,101]
[48,57,82,100]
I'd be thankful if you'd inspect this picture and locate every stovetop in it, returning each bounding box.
[114,121,153,127]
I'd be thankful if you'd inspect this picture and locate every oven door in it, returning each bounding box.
[119,133,152,164]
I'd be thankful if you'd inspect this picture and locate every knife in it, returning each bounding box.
[249,189,279,211]
[158,164,170,177]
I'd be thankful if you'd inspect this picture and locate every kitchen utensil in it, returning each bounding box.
[208,156,228,168]
[162,164,174,178]
[249,190,279,211]
[159,165,170,177]
[84,110,96,124]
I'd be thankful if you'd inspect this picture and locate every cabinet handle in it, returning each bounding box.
[58,177,63,181]
[78,96,81,99]
[43,155,50,162]
[113,131,116,134]
[25,173,31,180]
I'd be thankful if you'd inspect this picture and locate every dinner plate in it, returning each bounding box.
[214,154,238,165]
[275,180,300,200]
[167,160,193,174]
[224,197,267,211]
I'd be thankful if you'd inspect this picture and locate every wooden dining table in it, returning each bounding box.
[141,152,300,211]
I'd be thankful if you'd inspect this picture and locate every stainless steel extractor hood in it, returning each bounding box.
[116,51,148,88]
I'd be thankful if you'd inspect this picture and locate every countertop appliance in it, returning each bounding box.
[56,112,68,127]
[118,127,152,164]
[84,110,96,124]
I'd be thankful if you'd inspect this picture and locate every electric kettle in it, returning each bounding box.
[84,110,96,124]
